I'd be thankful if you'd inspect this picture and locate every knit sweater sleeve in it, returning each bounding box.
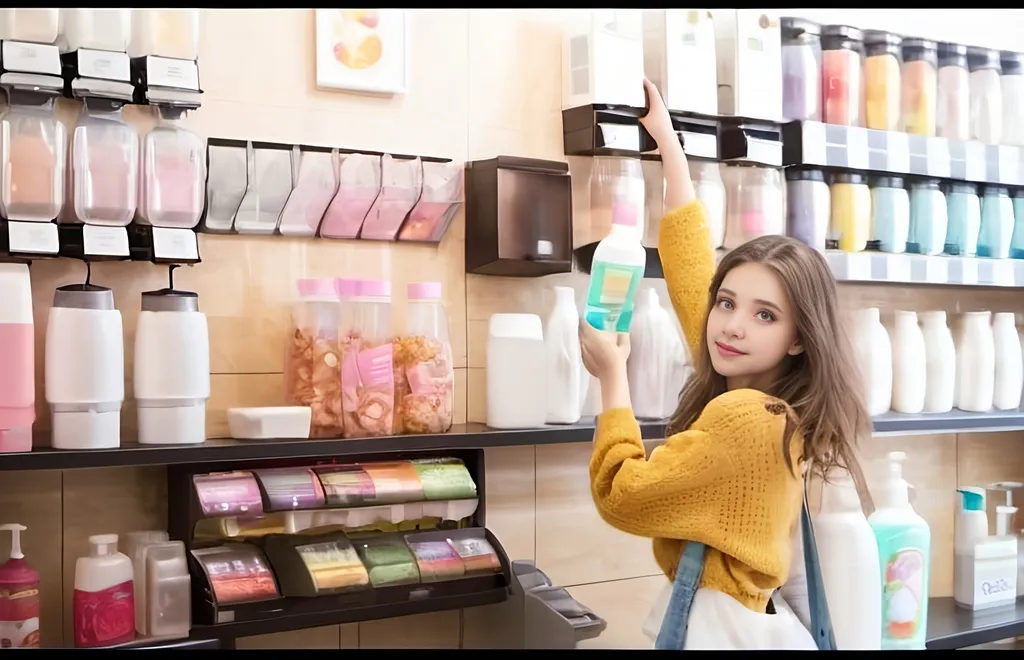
[657,200,716,357]
[589,408,737,539]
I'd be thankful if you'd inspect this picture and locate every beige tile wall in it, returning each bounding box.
[2,8,1024,650]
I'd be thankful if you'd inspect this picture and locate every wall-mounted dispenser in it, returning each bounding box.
[199,138,249,234]
[465,157,572,277]
[562,10,645,110]
[359,155,423,241]
[397,160,463,243]
[234,142,295,235]
[278,145,339,238]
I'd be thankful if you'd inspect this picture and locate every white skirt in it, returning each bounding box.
[642,582,818,650]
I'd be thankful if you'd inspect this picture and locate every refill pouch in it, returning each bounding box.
[278,145,339,237]
[398,160,463,243]
[359,154,423,241]
[234,141,294,235]
[319,153,382,239]
[200,138,248,233]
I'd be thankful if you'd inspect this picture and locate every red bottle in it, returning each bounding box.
[0,523,40,648]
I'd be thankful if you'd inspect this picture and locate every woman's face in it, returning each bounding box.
[705,262,804,390]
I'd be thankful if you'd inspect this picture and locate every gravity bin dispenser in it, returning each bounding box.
[166,448,512,639]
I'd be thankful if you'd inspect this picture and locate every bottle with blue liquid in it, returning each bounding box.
[978,186,1013,259]
[584,202,646,333]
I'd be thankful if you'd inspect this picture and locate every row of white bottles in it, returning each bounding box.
[487,284,691,429]
[852,307,1024,416]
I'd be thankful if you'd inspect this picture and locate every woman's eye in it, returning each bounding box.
[757,310,775,322]
[717,299,734,310]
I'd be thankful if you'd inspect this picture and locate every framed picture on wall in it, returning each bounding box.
[314,9,409,95]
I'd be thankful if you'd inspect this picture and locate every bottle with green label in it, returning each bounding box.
[584,201,646,333]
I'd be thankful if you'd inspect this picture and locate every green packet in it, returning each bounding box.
[411,459,478,501]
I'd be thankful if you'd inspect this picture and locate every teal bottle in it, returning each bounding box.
[1010,188,1024,259]
[943,183,980,256]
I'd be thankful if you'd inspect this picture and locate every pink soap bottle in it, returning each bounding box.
[0,523,40,648]
[0,263,34,454]
[73,534,135,648]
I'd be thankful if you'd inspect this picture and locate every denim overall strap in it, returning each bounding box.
[801,487,838,651]
[654,540,707,650]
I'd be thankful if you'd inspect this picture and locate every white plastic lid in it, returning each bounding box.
[488,313,543,341]
[139,125,206,228]
[71,117,139,226]
[1,108,66,222]
[89,533,119,555]
[880,451,911,509]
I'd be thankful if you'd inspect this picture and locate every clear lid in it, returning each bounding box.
[128,9,200,60]
[138,124,206,228]
[2,9,59,44]
[0,106,66,222]
[68,114,139,226]
[58,9,131,53]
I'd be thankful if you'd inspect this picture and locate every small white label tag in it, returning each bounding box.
[1,40,61,75]
[7,220,58,255]
[76,49,131,82]
[146,55,199,91]
[151,227,199,262]
[82,224,129,257]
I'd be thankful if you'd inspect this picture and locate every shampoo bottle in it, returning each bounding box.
[868,451,931,650]
[814,472,881,650]
[953,487,988,609]
[74,534,135,648]
[0,524,40,648]
[583,204,646,333]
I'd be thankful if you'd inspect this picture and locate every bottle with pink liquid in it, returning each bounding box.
[319,153,383,240]
[0,263,34,453]
[722,164,785,249]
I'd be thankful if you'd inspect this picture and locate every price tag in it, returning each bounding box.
[82,225,129,257]
[884,253,910,283]
[846,252,871,281]
[151,227,199,262]
[962,140,987,182]
[7,221,58,255]
[998,145,1023,186]
[599,124,640,152]
[681,131,717,160]
[1,40,61,75]
[927,138,952,179]
[845,126,869,171]
[884,131,910,174]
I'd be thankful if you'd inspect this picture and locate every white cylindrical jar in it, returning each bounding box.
[937,42,970,141]
[544,287,584,425]
[956,311,996,412]
[968,46,1003,144]
[851,308,893,417]
[993,312,1023,411]
[134,289,210,444]
[919,311,955,414]
[786,168,831,251]
[45,285,124,449]
[486,313,546,429]
[890,310,926,414]
[1001,52,1024,146]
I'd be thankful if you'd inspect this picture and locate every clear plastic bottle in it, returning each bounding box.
[394,282,454,435]
[722,164,785,248]
[863,30,902,132]
[786,167,830,251]
[689,161,726,249]
[65,111,139,226]
[902,39,938,137]
[943,182,981,257]
[136,121,206,228]
[284,278,343,438]
[583,204,646,333]
[128,9,199,60]
[1000,51,1024,146]
[341,279,395,438]
[968,47,1003,144]
[907,179,948,256]
[830,172,871,252]
[936,43,970,141]
[587,156,646,246]
[979,185,1014,259]
[870,176,910,254]
[0,106,67,222]
[821,25,864,127]
[59,9,131,52]
[781,17,821,122]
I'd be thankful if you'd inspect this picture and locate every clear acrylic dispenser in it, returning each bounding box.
[398,160,463,243]
[58,9,131,53]
[128,9,200,61]
[319,153,382,239]
[200,138,248,233]
[278,145,340,237]
[359,155,423,241]
[233,142,295,235]
[1,9,59,44]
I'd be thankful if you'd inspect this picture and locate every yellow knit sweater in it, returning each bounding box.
[589,200,806,614]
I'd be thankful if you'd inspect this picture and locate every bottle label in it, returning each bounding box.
[73,580,135,648]
[0,582,40,648]
[585,260,644,333]
[881,548,925,641]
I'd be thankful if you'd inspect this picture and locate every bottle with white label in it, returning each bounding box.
[584,203,647,333]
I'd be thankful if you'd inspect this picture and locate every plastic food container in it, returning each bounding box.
[358,155,422,241]
[0,106,66,222]
[66,114,139,226]
[341,280,396,438]
[136,125,206,228]
[227,407,312,440]
[284,278,342,439]
[319,153,381,239]
[59,9,131,52]
[393,282,455,435]
[128,9,199,60]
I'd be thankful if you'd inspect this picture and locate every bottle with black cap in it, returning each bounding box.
[133,265,209,445]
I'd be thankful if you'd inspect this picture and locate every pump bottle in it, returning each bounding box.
[0,524,40,648]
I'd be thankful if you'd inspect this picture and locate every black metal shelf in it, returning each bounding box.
[0,420,669,472]
[873,409,1024,435]
[927,597,1024,650]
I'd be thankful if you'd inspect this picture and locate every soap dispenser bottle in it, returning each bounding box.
[0,524,40,648]
[954,487,989,608]
[73,534,135,648]
[868,451,931,651]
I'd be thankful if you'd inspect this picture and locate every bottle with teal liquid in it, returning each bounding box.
[1009,188,1024,259]
[584,202,646,333]
[868,451,931,651]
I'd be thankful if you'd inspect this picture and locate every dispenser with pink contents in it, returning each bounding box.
[0,264,34,453]
[398,160,464,243]
[319,153,382,239]
[65,112,139,227]
[0,523,40,648]
[358,155,423,241]
[136,122,206,229]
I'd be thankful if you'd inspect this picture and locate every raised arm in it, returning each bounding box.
[639,79,716,357]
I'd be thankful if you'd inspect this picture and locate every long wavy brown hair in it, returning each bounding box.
[667,235,872,484]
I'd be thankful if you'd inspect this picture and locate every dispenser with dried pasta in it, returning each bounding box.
[397,160,463,243]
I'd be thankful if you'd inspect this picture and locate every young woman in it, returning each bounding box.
[579,80,871,650]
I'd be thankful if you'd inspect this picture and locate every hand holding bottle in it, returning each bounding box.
[579,320,632,411]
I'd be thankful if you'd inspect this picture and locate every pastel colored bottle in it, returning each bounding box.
[0,524,40,648]
[868,451,931,651]
[74,534,135,648]
[584,202,646,333]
